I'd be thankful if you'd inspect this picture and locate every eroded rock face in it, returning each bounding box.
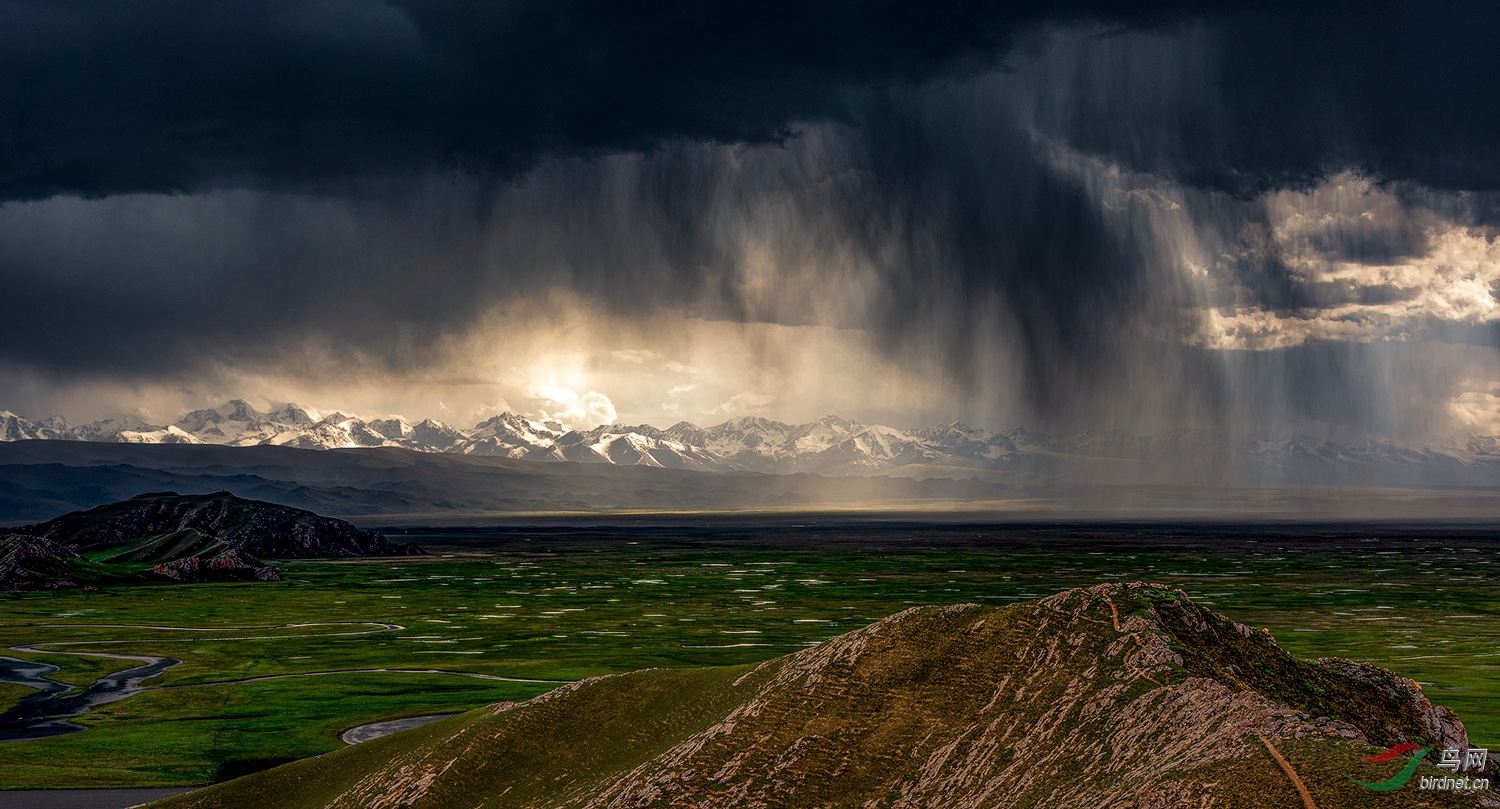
[150,549,280,583]
[228,583,1481,809]
[0,534,81,591]
[1316,657,1469,752]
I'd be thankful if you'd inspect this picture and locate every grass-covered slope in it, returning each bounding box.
[3,491,418,589]
[151,583,1492,809]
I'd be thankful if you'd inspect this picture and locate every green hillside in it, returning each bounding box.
[151,583,1493,809]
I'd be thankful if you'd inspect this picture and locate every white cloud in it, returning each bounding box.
[610,349,659,364]
[527,379,617,430]
[1449,380,1500,434]
[715,391,777,416]
[1196,176,1500,350]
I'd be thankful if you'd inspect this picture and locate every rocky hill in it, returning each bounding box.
[2,492,419,590]
[0,534,87,592]
[151,583,1493,809]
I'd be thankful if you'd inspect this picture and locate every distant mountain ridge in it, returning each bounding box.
[4,399,1500,487]
[0,400,1022,474]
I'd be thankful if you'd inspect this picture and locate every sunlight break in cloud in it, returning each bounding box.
[526,379,618,431]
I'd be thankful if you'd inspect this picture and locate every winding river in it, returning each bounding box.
[0,621,569,744]
[0,651,179,742]
[0,622,398,743]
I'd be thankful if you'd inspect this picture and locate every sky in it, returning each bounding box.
[2,1,1498,438]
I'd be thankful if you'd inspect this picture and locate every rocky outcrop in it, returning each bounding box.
[1314,656,1470,752]
[0,534,83,592]
[150,549,280,582]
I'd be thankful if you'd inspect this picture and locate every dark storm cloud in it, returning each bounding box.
[0,0,1213,202]
[0,188,504,374]
[1023,2,1500,195]
[8,1,1495,202]
[3,0,1498,440]
[838,87,1158,418]
[0,0,1200,404]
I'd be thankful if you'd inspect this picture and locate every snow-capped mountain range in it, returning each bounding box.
[0,400,1024,475]
[3,399,1500,485]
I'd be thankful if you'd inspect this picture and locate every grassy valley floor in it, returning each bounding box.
[0,522,1496,788]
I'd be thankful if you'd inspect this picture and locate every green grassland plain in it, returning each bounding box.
[0,522,1496,789]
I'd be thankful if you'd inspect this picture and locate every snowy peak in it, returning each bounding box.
[220,399,259,420]
[70,416,167,443]
[0,411,50,441]
[367,418,413,441]
[172,400,302,446]
[118,425,203,445]
[268,403,320,426]
[410,418,467,451]
[465,413,569,459]
[469,413,563,443]
[665,416,798,469]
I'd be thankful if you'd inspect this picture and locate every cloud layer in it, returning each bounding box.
[2,1,1498,442]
